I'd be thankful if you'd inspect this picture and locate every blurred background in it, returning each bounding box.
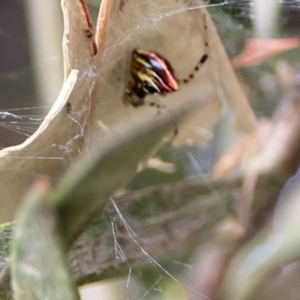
[2,0,300,299]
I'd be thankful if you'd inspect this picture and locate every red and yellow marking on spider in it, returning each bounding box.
[122,14,209,108]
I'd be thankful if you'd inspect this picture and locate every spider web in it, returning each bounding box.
[1,0,300,300]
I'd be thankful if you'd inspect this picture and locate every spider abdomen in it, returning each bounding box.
[122,14,208,108]
[132,49,179,94]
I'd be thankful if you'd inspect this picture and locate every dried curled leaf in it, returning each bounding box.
[94,0,257,146]
[232,38,300,69]
[0,0,107,223]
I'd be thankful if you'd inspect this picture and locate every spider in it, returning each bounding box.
[122,14,209,108]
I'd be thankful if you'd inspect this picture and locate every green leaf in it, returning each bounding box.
[8,106,185,300]
[10,179,80,300]
[52,109,184,245]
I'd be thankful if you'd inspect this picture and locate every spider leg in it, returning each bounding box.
[178,13,209,85]
[144,97,166,115]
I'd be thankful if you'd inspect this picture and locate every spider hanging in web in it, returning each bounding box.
[122,14,209,108]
